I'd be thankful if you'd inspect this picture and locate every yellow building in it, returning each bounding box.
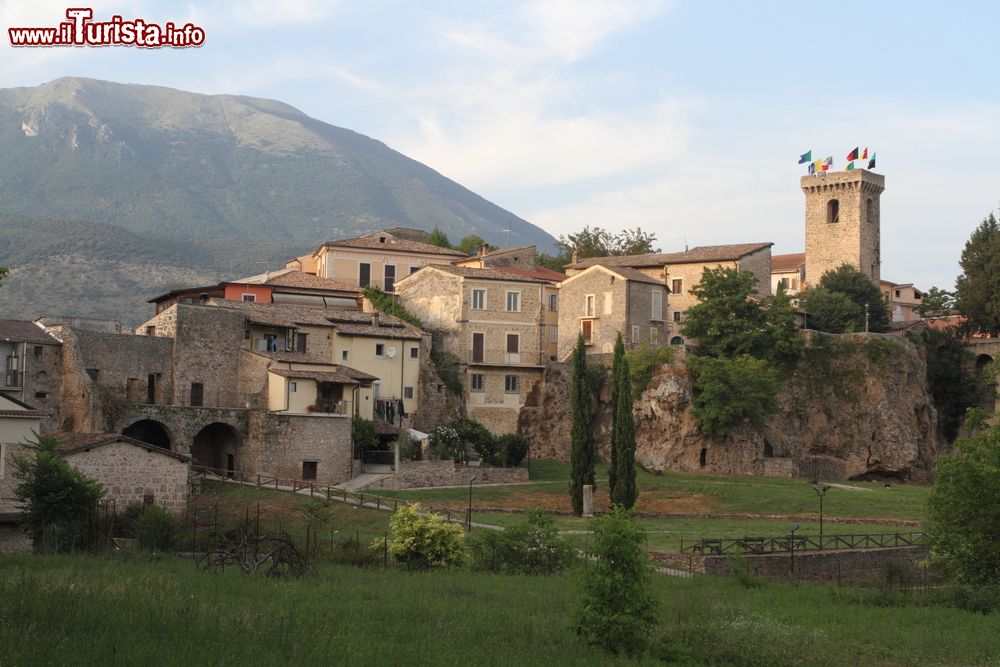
[881,281,924,323]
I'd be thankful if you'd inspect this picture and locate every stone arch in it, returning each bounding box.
[191,422,242,476]
[122,419,172,450]
[827,198,839,224]
[670,336,684,346]
[975,354,994,373]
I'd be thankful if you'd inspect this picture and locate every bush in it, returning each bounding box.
[571,506,658,656]
[625,341,673,398]
[352,417,378,459]
[362,285,422,327]
[396,431,422,461]
[489,433,530,468]
[136,505,179,552]
[448,417,495,462]
[383,503,465,570]
[469,510,575,574]
[688,355,780,435]
[115,502,146,538]
[430,425,462,461]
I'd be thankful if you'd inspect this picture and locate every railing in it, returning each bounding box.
[310,400,350,415]
[680,531,927,555]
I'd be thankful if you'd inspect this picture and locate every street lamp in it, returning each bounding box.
[811,484,831,548]
[467,476,477,533]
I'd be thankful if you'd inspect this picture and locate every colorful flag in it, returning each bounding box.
[824,156,833,165]
[861,147,868,160]
[868,153,876,169]
[813,158,824,172]
[798,150,812,164]
[844,161,855,171]
[808,162,816,174]
[846,147,859,161]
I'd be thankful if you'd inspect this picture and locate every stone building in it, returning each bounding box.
[0,319,63,431]
[881,281,924,322]
[396,264,560,434]
[770,252,805,295]
[556,264,671,360]
[564,242,773,346]
[288,229,468,293]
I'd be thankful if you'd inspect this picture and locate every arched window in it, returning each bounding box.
[827,199,839,224]
[670,336,684,346]
[866,198,874,223]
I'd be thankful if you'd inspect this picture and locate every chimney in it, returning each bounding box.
[571,250,578,265]
[479,242,489,257]
[371,312,380,327]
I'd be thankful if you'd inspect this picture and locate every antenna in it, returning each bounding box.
[679,236,688,252]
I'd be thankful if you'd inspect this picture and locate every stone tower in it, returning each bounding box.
[802,169,884,286]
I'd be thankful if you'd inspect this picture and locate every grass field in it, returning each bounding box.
[1,554,997,666]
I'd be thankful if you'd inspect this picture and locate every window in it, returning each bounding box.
[242,294,256,302]
[585,294,595,317]
[650,327,659,345]
[549,325,558,342]
[341,350,349,362]
[867,198,875,223]
[827,198,840,224]
[504,375,519,393]
[33,346,43,360]
[146,326,156,336]
[895,289,901,298]
[289,381,298,393]
[410,347,419,359]
[410,265,420,275]
[190,382,204,407]
[672,311,682,323]
[359,262,371,288]
[375,343,385,357]
[778,277,791,291]
[631,325,640,342]
[581,319,593,344]
[403,386,414,400]
[302,461,318,481]
[295,333,307,353]
[472,288,486,310]
[651,290,663,320]
[549,293,558,311]
[506,334,520,354]
[471,373,484,392]
[604,291,613,315]
[506,291,520,312]
[671,279,682,295]
[384,265,396,293]
[670,336,684,346]
[471,332,485,363]
[34,391,47,399]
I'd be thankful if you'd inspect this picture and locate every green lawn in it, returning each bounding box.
[0,554,996,666]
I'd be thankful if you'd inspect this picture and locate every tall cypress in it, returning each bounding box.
[610,333,638,509]
[570,334,596,516]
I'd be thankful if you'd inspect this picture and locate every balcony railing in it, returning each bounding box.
[309,400,350,415]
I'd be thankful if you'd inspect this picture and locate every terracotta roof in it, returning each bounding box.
[250,350,336,366]
[43,432,192,462]
[0,319,61,345]
[494,266,566,283]
[560,264,667,288]
[325,232,468,257]
[566,243,774,270]
[772,253,805,272]
[269,366,378,385]
[482,244,535,258]
[146,285,223,304]
[419,264,552,284]
[208,300,422,338]
[231,269,362,294]
[325,310,423,339]
[381,227,431,242]
[0,391,47,418]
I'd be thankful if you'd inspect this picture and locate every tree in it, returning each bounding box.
[688,355,780,436]
[425,227,453,249]
[12,434,104,551]
[917,286,957,319]
[612,228,659,255]
[572,506,658,656]
[569,334,596,516]
[351,417,378,460]
[610,334,637,509]
[0,266,7,287]
[955,213,1000,335]
[456,234,492,256]
[926,411,1000,585]
[912,327,990,442]
[799,286,864,333]
[765,286,805,368]
[813,264,889,332]
[681,268,769,359]
[383,503,466,570]
[560,226,613,260]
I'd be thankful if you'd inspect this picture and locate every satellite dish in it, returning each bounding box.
[386,346,397,358]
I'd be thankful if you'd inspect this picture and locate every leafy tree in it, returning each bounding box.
[561,226,614,259]
[955,213,1000,335]
[917,286,957,318]
[382,503,465,570]
[491,433,530,467]
[926,411,1000,584]
[688,355,780,436]
[681,268,769,359]
[572,506,658,656]
[468,509,575,574]
[12,434,104,551]
[799,286,864,333]
[425,227,453,249]
[448,417,494,462]
[911,327,990,442]
[570,335,596,516]
[610,334,637,509]
[430,424,462,460]
[765,286,805,368]
[813,264,889,332]
[456,234,492,256]
[612,228,659,255]
[537,226,660,271]
[351,417,378,459]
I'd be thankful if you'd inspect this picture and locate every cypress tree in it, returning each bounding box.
[610,333,637,509]
[570,334,596,516]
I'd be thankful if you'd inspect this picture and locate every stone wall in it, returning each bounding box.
[0,523,30,554]
[64,441,190,514]
[172,305,246,408]
[367,460,529,490]
[737,246,774,297]
[246,411,354,486]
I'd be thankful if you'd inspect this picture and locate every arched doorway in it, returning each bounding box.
[975,354,996,411]
[670,336,684,346]
[191,422,241,476]
[975,354,994,373]
[123,419,172,450]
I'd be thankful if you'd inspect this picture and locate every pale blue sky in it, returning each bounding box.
[3,1,1000,289]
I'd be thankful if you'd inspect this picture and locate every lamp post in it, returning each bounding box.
[788,523,799,575]
[811,484,831,548]
[864,303,870,333]
[467,476,477,533]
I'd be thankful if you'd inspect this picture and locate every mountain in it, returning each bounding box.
[0,77,557,323]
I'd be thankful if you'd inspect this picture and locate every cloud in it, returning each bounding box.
[184,0,341,28]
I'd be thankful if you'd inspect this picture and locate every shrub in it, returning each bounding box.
[489,433,530,468]
[115,502,146,538]
[688,354,780,435]
[383,503,465,570]
[469,510,575,574]
[625,341,673,398]
[396,431,422,461]
[352,417,378,459]
[362,285,422,327]
[430,425,462,461]
[136,505,179,552]
[572,506,658,656]
[448,417,495,462]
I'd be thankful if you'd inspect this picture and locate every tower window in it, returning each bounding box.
[827,199,840,224]
[866,198,874,223]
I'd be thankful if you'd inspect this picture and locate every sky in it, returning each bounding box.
[3,0,1000,290]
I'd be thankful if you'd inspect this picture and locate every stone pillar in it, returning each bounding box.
[582,484,594,517]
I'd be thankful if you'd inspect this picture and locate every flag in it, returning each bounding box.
[798,150,812,164]
[813,158,824,172]
[846,147,859,161]
[861,147,868,160]
[868,153,876,169]
[844,161,855,171]
[808,162,816,174]
[824,156,833,165]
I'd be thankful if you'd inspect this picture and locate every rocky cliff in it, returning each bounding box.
[518,333,938,481]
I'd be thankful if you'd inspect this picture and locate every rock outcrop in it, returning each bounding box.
[519,334,938,481]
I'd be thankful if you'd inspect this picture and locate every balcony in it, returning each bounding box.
[308,399,350,415]
[2,371,23,389]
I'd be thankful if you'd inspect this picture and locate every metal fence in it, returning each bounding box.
[680,531,928,555]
